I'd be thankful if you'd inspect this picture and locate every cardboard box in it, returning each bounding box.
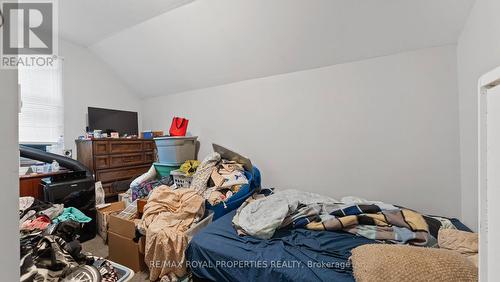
[96,201,126,241]
[108,212,146,272]
[118,192,133,207]
[108,232,146,272]
[137,199,147,216]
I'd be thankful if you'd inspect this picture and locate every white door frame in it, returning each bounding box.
[478,65,500,282]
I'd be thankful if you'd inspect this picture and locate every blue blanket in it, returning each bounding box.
[186,209,375,282]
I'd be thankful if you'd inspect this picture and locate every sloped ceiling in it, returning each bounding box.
[59,0,194,46]
[63,0,475,97]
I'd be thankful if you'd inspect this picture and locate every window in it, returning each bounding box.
[18,62,63,145]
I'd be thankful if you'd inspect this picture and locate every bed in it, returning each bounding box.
[186,209,471,282]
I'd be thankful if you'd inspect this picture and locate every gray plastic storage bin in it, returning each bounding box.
[154,136,198,165]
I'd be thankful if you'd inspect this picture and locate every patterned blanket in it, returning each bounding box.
[304,204,430,245]
[233,190,433,245]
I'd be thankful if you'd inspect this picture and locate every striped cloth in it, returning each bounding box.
[304,204,430,245]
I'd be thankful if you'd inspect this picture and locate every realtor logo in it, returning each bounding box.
[0,0,58,68]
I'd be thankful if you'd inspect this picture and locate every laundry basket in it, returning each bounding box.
[170,170,193,188]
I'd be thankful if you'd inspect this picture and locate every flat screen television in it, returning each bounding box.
[88,107,138,136]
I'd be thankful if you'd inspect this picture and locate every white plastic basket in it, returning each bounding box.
[170,170,193,188]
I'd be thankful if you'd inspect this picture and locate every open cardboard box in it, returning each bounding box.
[137,198,147,217]
[108,211,146,272]
[96,201,126,242]
[107,202,214,273]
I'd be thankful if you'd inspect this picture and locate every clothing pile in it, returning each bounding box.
[191,152,248,205]
[233,189,461,247]
[133,151,253,281]
[21,235,119,282]
[127,165,170,201]
[132,175,172,200]
[138,186,205,282]
[20,197,91,235]
[19,197,115,282]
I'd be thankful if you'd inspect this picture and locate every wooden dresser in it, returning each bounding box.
[76,138,156,197]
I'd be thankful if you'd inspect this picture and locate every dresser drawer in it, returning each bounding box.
[109,153,145,168]
[93,141,109,155]
[102,183,113,195]
[94,155,110,169]
[96,165,150,183]
[144,151,155,163]
[109,141,143,154]
[143,141,155,151]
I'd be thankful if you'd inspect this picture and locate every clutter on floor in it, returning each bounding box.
[21,134,478,282]
[20,196,133,282]
[99,144,259,281]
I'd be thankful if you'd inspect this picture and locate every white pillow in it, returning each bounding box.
[130,165,157,188]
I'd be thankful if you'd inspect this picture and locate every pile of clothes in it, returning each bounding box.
[130,154,249,208]
[132,151,252,282]
[21,234,119,282]
[138,186,205,281]
[19,196,120,282]
[20,197,91,235]
[129,165,173,201]
[232,189,463,247]
[190,152,248,205]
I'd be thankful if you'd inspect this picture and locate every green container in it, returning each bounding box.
[153,162,180,177]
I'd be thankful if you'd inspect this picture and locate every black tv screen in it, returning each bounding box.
[88,107,138,135]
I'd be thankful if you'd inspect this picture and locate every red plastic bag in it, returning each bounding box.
[169,117,189,136]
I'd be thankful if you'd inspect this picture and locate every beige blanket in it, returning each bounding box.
[438,228,479,267]
[138,185,205,281]
[350,244,477,282]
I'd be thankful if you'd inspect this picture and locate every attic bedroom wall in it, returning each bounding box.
[457,0,500,231]
[60,40,143,155]
[141,45,462,218]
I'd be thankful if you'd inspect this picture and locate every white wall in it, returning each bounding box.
[142,45,461,218]
[457,0,500,231]
[60,39,142,155]
[90,0,473,98]
[0,70,20,280]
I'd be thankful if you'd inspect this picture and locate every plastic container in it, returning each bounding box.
[51,160,60,172]
[142,131,153,139]
[153,163,180,177]
[154,136,198,165]
[108,260,134,282]
[170,170,193,188]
